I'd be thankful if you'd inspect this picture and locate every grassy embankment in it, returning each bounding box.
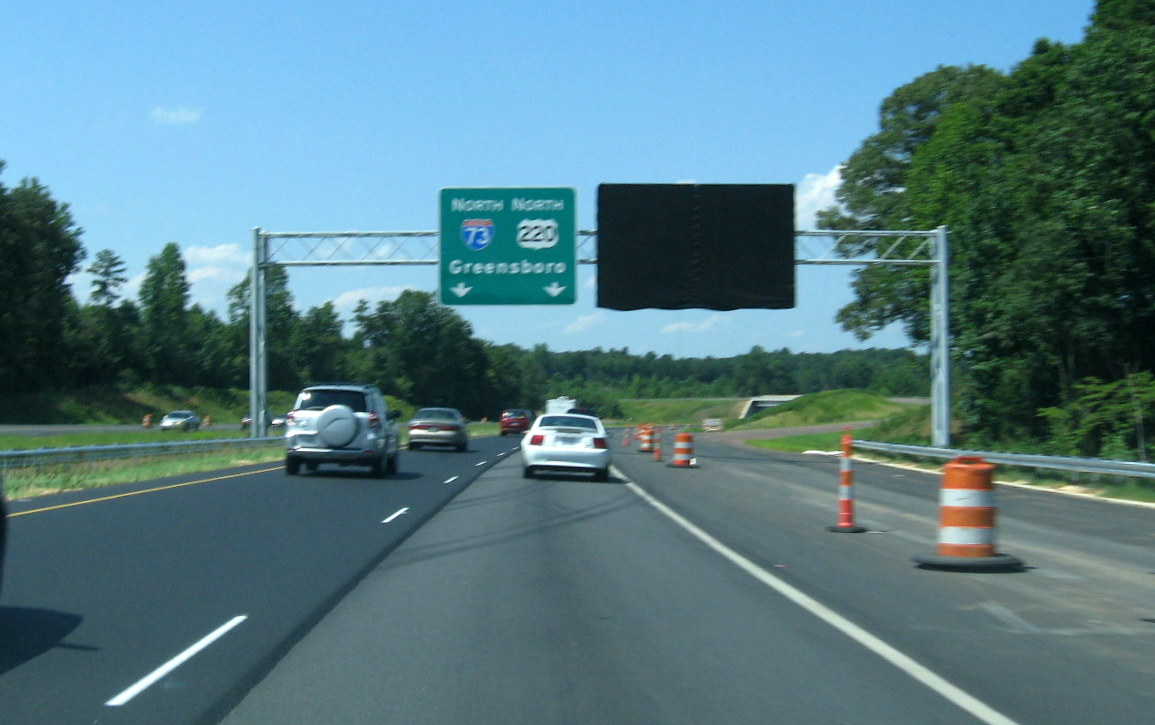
[0,387,285,498]
[620,390,917,452]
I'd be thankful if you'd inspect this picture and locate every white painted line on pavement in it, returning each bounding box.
[382,507,410,524]
[444,476,460,485]
[624,477,1020,725]
[106,615,248,707]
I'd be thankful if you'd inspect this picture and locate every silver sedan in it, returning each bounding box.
[159,410,201,432]
[407,407,469,451]
[521,413,612,482]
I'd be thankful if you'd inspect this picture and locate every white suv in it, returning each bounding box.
[284,383,401,477]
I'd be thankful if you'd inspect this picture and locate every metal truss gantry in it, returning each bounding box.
[250,226,950,446]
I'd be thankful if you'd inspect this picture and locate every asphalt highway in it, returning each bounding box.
[0,437,515,724]
[223,433,1155,725]
[3,432,1155,723]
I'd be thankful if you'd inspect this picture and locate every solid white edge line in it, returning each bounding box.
[624,478,1020,725]
[106,615,248,707]
[382,507,410,524]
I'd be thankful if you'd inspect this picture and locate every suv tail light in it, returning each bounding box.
[367,412,380,428]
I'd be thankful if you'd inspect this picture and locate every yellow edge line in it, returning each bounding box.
[7,465,284,517]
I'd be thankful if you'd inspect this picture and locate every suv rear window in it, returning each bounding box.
[296,389,369,412]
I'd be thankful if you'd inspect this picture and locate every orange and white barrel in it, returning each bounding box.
[671,432,694,467]
[915,456,1023,571]
[637,425,653,452]
[941,457,996,556]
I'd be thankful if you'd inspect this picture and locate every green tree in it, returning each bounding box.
[139,242,192,383]
[818,65,1005,345]
[291,302,348,383]
[0,166,87,388]
[350,290,493,416]
[78,249,143,385]
[1092,0,1155,31]
[226,265,303,390]
[88,249,128,306]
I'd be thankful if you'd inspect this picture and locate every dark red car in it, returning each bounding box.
[499,409,533,436]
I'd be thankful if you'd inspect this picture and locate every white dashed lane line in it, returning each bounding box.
[381,507,410,524]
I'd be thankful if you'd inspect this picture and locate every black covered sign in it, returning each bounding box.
[596,183,795,311]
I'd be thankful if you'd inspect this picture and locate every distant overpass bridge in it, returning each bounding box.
[740,395,802,418]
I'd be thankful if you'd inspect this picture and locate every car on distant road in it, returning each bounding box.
[284,383,401,477]
[521,413,612,482]
[407,407,469,451]
[159,410,201,432]
[499,409,533,436]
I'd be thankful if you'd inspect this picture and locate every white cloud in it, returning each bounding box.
[150,106,204,124]
[661,313,727,335]
[182,244,249,311]
[565,311,605,334]
[184,244,248,282]
[185,243,246,266]
[330,286,411,313]
[795,165,842,229]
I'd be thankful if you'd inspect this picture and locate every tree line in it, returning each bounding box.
[0,163,928,420]
[819,0,1155,459]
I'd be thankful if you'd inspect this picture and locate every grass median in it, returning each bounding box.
[1,443,286,499]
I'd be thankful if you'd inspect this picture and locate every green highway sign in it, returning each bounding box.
[439,187,576,305]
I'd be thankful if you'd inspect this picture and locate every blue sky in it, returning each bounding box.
[2,1,1095,359]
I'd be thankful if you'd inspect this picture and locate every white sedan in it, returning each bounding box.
[521,413,612,482]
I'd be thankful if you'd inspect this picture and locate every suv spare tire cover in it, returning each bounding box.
[317,405,358,448]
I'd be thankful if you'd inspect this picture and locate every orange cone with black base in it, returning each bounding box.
[828,432,866,533]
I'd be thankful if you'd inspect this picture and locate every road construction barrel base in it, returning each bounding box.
[913,552,1024,572]
[666,462,699,469]
[826,524,867,533]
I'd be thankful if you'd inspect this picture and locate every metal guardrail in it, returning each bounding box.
[0,437,282,470]
[854,439,1155,481]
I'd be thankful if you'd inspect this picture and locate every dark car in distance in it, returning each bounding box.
[499,409,533,436]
